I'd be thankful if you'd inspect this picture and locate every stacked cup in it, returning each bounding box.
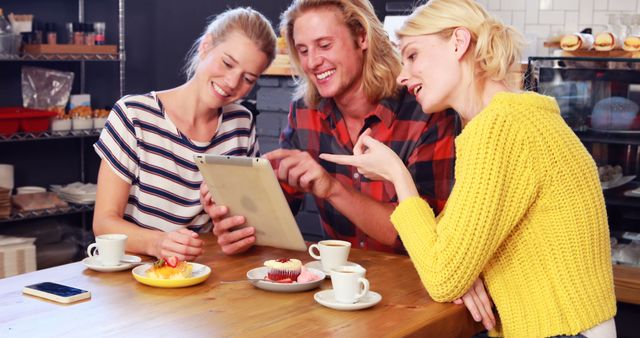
[309,240,370,304]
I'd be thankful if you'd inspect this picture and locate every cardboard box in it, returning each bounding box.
[0,236,36,279]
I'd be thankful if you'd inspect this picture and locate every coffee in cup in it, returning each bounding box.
[330,265,370,304]
[86,234,127,266]
[308,239,351,272]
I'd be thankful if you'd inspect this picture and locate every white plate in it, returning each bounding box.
[132,263,211,288]
[246,266,325,292]
[602,175,636,190]
[82,254,141,272]
[624,187,640,197]
[304,260,363,278]
[314,290,382,311]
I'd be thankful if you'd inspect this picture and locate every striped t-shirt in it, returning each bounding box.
[94,92,258,233]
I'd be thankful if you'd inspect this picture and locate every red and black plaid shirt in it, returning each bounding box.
[280,88,459,254]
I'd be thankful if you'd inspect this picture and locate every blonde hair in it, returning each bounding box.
[280,0,401,108]
[398,0,524,104]
[184,7,277,79]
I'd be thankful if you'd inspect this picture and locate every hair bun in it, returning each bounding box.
[474,19,523,82]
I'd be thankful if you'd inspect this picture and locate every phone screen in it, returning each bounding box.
[25,282,88,297]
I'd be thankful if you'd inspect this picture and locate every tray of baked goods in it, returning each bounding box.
[545,26,640,58]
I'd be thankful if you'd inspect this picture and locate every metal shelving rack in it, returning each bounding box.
[0,129,102,142]
[0,53,118,61]
[0,0,125,232]
[0,203,95,224]
[0,0,126,96]
[78,0,126,97]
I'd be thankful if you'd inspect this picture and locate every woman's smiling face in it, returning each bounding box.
[194,31,269,109]
[397,33,463,114]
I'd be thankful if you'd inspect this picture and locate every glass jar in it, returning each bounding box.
[94,22,105,45]
[45,22,57,45]
[65,22,73,44]
[73,22,83,45]
[84,23,95,45]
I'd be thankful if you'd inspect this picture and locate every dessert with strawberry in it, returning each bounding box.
[264,258,302,283]
[146,256,193,280]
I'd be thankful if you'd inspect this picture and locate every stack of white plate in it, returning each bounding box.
[51,182,97,204]
[624,186,640,198]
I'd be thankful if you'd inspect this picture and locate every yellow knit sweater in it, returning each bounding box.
[391,92,616,338]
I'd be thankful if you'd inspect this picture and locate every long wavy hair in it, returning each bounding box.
[280,0,402,108]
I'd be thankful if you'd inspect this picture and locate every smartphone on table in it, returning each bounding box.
[23,282,91,304]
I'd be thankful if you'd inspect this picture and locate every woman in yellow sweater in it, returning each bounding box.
[320,0,616,337]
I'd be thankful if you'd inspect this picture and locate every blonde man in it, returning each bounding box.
[209,0,457,254]
[204,1,497,330]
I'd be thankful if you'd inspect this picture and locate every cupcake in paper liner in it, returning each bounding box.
[264,258,302,282]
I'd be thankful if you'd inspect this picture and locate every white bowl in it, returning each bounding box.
[16,186,47,194]
[51,119,72,132]
[72,117,93,130]
[93,117,108,129]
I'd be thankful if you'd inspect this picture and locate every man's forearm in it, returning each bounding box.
[325,182,398,246]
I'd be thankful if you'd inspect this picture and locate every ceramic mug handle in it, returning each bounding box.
[308,244,321,260]
[87,243,99,257]
[355,277,370,301]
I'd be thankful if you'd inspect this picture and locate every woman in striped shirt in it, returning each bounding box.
[92,8,277,261]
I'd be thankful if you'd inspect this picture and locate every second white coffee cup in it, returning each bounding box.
[86,234,127,266]
[308,239,351,272]
[331,265,370,304]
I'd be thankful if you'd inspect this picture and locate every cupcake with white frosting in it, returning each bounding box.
[264,258,302,282]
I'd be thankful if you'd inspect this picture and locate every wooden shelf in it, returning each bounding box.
[23,44,118,55]
[264,54,294,76]
[613,264,640,305]
[543,41,640,58]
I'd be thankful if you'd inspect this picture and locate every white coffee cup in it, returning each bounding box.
[86,234,127,266]
[330,265,370,304]
[308,239,351,272]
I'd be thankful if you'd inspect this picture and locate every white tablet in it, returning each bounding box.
[194,154,307,251]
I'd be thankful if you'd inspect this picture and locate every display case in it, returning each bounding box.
[526,56,640,304]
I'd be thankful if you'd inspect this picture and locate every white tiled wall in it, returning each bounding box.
[475,0,640,59]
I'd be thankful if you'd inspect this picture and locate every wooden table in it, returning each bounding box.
[613,264,640,305]
[0,234,482,337]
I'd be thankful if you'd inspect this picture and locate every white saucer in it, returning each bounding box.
[304,260,363,278]
[314,290,382,311]
[82,255,141,272]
